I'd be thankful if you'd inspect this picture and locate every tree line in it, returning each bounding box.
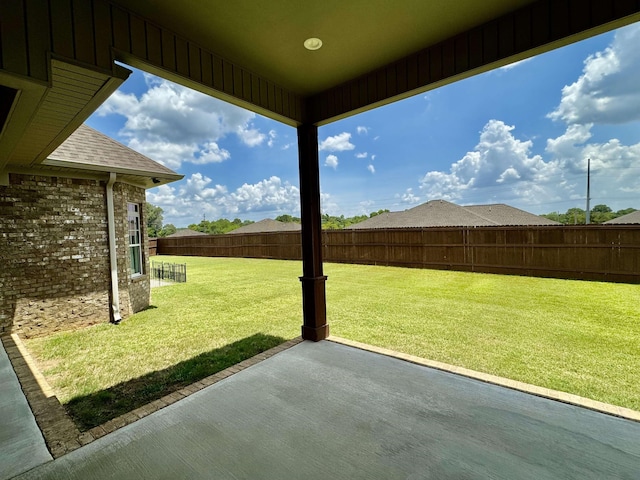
[147,202,636,236]
[541,205,636,225]
[146,203,390,236]
[188,218,255,234]
[274,210,390,229]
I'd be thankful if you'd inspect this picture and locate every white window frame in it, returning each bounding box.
[128,203,144,277]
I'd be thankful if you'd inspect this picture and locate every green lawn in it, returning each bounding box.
[25,256,640,430]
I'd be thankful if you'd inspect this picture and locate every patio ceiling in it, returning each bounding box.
[115,0,536,96]
[1,0,640,173]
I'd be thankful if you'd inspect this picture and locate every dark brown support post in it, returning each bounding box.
[297,124,329,341]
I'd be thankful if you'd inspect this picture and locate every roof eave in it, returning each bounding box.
[42,158,184,188]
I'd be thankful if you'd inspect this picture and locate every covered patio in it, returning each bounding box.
[12,340,640,479]
[3,0,640,342]
[2,1,640,478]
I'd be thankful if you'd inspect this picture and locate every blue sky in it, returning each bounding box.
[87,22,640,227]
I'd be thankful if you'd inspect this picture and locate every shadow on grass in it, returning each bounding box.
[65,333,286,431]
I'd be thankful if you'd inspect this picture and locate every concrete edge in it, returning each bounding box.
[327,336,640,423]
[4,334,304,458]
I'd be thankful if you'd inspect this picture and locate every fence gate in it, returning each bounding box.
[151,261,187,283]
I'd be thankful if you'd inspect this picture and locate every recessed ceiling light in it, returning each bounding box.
[304,38,323,51]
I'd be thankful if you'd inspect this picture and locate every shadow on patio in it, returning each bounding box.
[64,333,286,431]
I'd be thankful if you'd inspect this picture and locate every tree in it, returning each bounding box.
[275,214,301,223]
[566,208,586,225]
[321,213,368,229]
[145,203,164,237]
[616,208,637,216]
[541,204,637,225]
[369,209,390,217]
[590,205,615,224]
[159,224,177,237]
[188,218,254,234]
[591,204,612,213]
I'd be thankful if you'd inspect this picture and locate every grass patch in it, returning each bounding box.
[25,257,302,430]
[325,262,640,411]
[65,334,284,430]
[25,256,640,430]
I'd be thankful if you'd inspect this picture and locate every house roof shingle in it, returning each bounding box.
[44,124,183,187]
[604,210,640,224]
[347,200,561,229]
[227,219,301,234]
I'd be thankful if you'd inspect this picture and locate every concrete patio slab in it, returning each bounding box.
[0,339,52,480]
[13,340,640,480]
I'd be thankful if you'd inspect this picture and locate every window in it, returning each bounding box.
[128,203,143,276]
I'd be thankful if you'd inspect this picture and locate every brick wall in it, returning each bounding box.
[113,182,150,317]
[0,174,150,337]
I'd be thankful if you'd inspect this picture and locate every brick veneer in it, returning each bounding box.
[0,173,150,337]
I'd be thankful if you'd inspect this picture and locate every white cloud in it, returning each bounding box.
[419,115,640,209]
[355,152,368,159]
[193,142,231,165]
[401,188,421,204]
[325,154,339,169]
[96,73,268,169]
[319,132,355,152]
[320,192,340,216]
[356,126,369,135]
[267,129,277,147]
[222,176,300,214]
[546,124,593,165]
[180,173,227,200]
[546,124,640,199]
[147,175,301,225]
[367,164,375,174]
[127,138,195,170]
[539,23,640,206]
[371,154,377,161]
[236,124,266,147]
[419,120,563,205]
[496,167,521,184]
[498,58,533,71]
[548,23,640,125]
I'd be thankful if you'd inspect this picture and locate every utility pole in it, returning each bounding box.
[585,158,591,225]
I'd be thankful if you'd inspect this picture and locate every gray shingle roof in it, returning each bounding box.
[604,210,640,224]
[347,200,560,229]
[463,204,561,226]
[227,219,301,234]
[346,211,405,229]
[44,124,183,187]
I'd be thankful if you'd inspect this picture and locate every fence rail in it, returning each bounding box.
[154,226,640,284]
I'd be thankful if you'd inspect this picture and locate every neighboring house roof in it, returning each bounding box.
[347,200,561,229]
[346,211,406,229]
[227,219,301,234]
[44,124,183,188]
[463,204,561,226]
[604,211,640,224]
[165,229,209,238]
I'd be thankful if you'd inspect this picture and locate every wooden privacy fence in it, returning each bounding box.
[149,238,157,256]
[155,226,640,284]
